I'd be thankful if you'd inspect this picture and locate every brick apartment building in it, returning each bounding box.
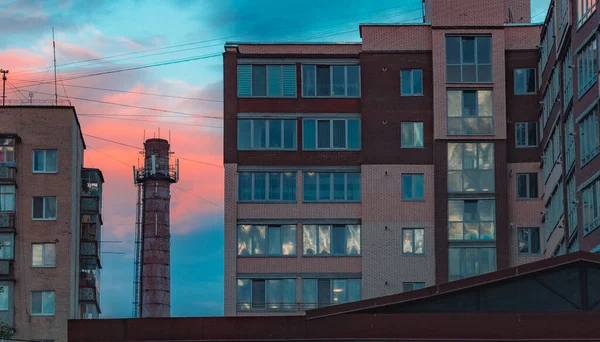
[223,0,600,316]
[0,103,104,341]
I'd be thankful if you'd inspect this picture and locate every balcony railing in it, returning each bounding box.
[0,260,14,278]
[0,213,15,229]
[81,184,100,197]
[79,286,98,302]
[81,197,99,212]
[80,242,98,257]
[0,166,16,183]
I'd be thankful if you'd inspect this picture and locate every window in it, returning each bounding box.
[237,225,296,256]
[540,12,555,69]
[557,0,569,39]
[0,139,15,164]
[447,143,494,193]
[542,67,560,127]
[448,199,495,241]
[448,247,496,281]
[302,224,361,256]
[402,282,425,292]
[302,65,360,97]
[582,178,600,235]
[33,150,57,173]
[543,126,562,183]
[517,173,538,199]
[237,64,296,97]
[447,90,493,135]
[0,234,13,260]
[302,118,360,150]
[578,0,598,26]
[32,197,57,220]
[567,176,578,236]
[237,278,296,311]
[237,119,297,150]
[568,234,580,253]
[402,228,424,254]
[515,122,538,147]
[401,69,423,95]
[32,243,56,267]
[402,174,424,200]
[545,180,564,236]
[401,122,424,148]
[514,68,536,94]
[518,227,540,254]
[564,47,573,106]
[0,285,8,311]
[565,111,576,171]
[577,37,598,97]
[445,36,492,83]
[303,172,360,202]
[579,108,600,165]
[238,172,296,202]
[0,185,15,212]
[31,291,55,316]
[302,278,360,309]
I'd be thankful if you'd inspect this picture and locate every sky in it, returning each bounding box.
[1,0,550,317]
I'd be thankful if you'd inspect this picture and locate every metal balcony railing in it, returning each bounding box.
[0,166,16,183]
[0,213,14,229]
[80,242,98,257]
[81,197,99,212]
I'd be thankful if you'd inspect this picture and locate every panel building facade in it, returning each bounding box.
[0,104,103,341]
[223,0,600,316]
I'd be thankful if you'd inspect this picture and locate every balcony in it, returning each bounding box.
[0,260,14,279]
[81,197,99,213]
[0,213,14,230]
[79,270,100,304]
[0,166,16,183]
[80,241,98,258]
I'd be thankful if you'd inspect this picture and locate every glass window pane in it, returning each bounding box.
[238,120,252,149]
[446,37,461,64]
[303,172,316,201]
[332,120,346,148]
[531,228,540,253]
[332,66,346,96]
[347,279,361,302]
[0,286,8,310]
[403,229,414,253]
[32,292,42,314]
[317,120,331,148]
[478,90,492,116]
[480,222,495,240]
[517,174,528,198]
[268,120,282,148]
[267,65,282,97]
[333,174,345,200]
[46,150,57,172]
[516,123,525,146]
[528,122,537,146]
[515,69,525,94]
[346,225,361,255]
[414,123,424,147]
[463,65,477,82]
[401,123,414,147]
[477,37,492,64]
[318,279,331,307]
[518,229,530,253]
[318,225,331,255]
[252,280,265,309]
[414,229,424,254]
[414,174,424,200]
[283,279,296,309]
[526,69,536,93]
[347,66,360,96]
[332,279,346,304]
[448,200,464,221]
[529,173,538,198]
[268,227,282,255]
[479,200,495,221]
[266,279,282,309]
[34,151,44,171]
[318,174,331,200]
[464,222,479,240]
[302,65,316,97]
[332,226,346,254]
[237,225,252,256]
[33,197,44,219]
[413,70,423,94]
[282,172,296,201]
[402,175,413,199]
[302,279,317,309]
[478,65,492,82]
[448,143,463,170]
[252,65,266,96]
[463,91,477,116]
[303,225,317,255]
[479,143,494,169]
[253,120,266,149]
[32,244,43,266]
[447,91,462,118]
[347,119,361,149]
[464,200,478,221]
[401,70,412,95]
[254,173,266,200]
[462,37,475,63]
[347,173,361,201]
[283,120,296,149]
[316,65,331,96]
[448,170,463,192]
[268,173,281,200]
[447,65,461,82]
[449,222,463,240]
[43,292,55,315]
[281,225,297,255]
[253,226,266,255]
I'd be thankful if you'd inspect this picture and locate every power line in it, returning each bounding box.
[50,83,223,102]
[86,145,132,167]
[177,156,223,168]
[83,134,141,150]
[172,185,223,208]
[78,115,224,129]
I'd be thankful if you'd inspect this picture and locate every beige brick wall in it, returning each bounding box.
[361,26,432,51]
[224,164,238,316]
[237,44,362,54]
[432,29,508,140]
[507,163,545,266]
[505,25,542,50]
[0,106,83,342]
[430,0,505,26]
[361,165,435,298]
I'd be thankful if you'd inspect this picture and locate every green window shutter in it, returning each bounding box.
[283,65,297,97]
[267,65,282,96]
[238,65,252,97]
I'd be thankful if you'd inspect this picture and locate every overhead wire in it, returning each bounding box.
[78,115,224,129]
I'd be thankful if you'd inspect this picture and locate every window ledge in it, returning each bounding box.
[402,253,426,256]
[581,148,600,168]
[400,146,425,149]
[514,92,537,96]
[515,145,538,148]
[31,314,55,317]
[304,148,361,151]
[400,94,424,97]
[31,265,57,268]
[301,96,361,99]
[302,201,361,204]
[577,77,597,99]
[302,254,361,258]
[32,218,57,221]
[238,201,297,204]
[237,255,298,258]
[584,221,600,236]
[238,96,297,99]
[238,148,298,151]
[401,199,425,202]
[32,171,58,174]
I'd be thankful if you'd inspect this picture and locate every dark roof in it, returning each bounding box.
[307,251,600,319]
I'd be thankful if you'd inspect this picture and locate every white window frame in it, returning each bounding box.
[0,285,8,311]
[402,228,424,255]
[236,278,297,311]
[516,173,539,200]
[446,89,494,136]
[31,291,55,316]
[0,185,15,213]
[32,196,57,220]
[239,64,296,98]
[402,174,424,201]
[302,224,361,256]
[448,199,496,241]
[302,172,361,202]
[579,108,600,165]
[401,122,424,148]
[400,69,423,96]
[515,122,538,147]
[517,227,540,254]
[236,225,297,257]
[0,233,14,260]
[577,36,598,98]
[237,119,297,150]
[514,68,536,95]
[31,243,56,268]
[0,139,15,164]
[32,149,57,173]
[445,36,492,83]
[301,64,361,98]
[237,172,296,202]
[447,143,495,193]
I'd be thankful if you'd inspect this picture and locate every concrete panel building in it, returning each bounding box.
[223,0,600,316]
[0,103,103,341]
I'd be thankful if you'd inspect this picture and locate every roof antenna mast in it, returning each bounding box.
[53,27,58,106]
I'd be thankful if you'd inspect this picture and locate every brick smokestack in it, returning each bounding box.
[137,138,179,317]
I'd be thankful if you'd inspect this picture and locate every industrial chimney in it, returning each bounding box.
[132,138,179,318]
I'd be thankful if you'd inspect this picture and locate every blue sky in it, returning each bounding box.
[1,0,549,317]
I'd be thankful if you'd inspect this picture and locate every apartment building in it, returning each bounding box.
[223,0,600,316]
[538,0,600,258]
[0,104,103,341]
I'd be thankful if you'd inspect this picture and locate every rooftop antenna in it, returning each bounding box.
[0,69,8,106]
[508,8,514,23]
[28,92,34,104]
[52,27,58,106]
